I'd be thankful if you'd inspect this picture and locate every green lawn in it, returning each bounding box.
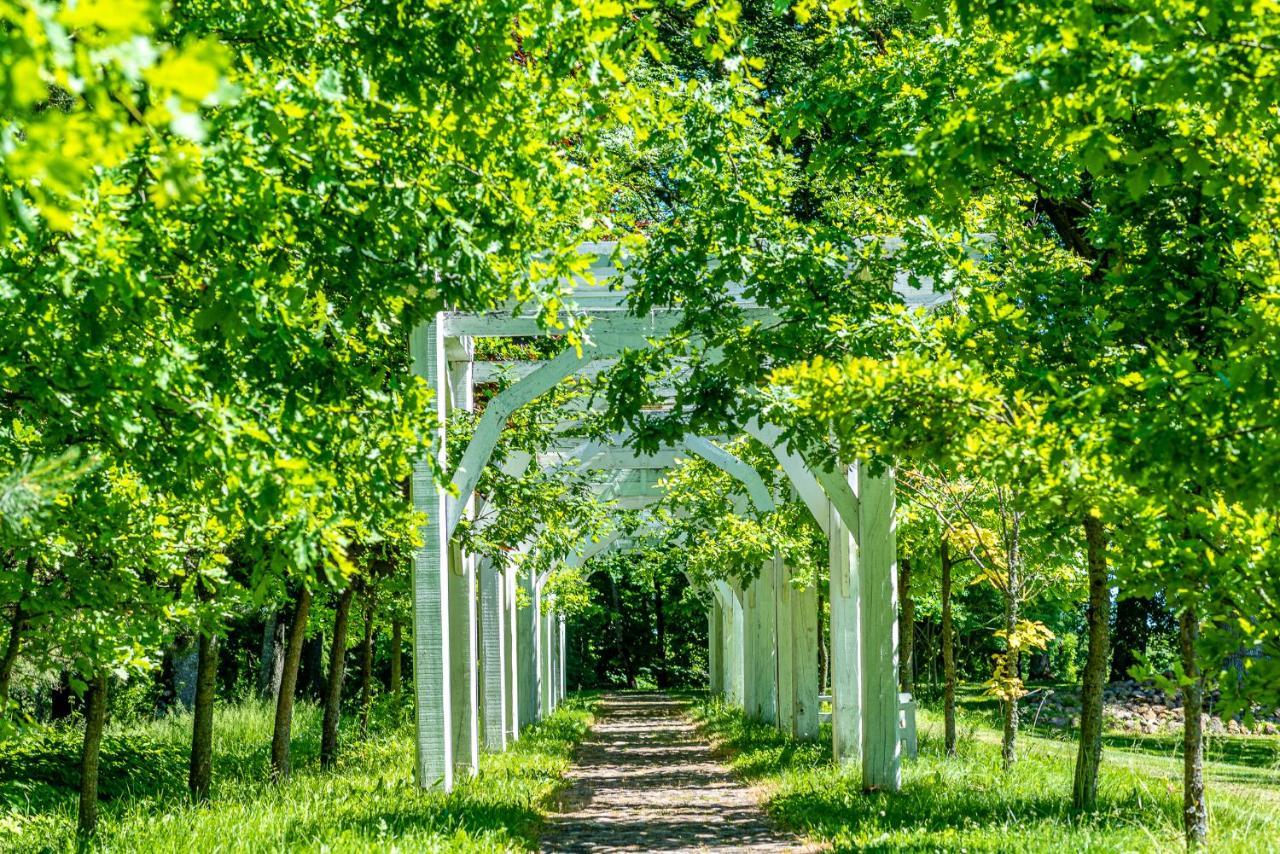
[692,697,1280,853]
[0,696,595,853]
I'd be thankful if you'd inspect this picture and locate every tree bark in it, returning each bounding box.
[390,617,403,694]
[1180,604,1208,848]
[258,611,287,702]
[0,601,26,711]
[1073,514,1110,810]
[653,575,667,688]
[320,586,355,769]
[1001,520,1022,771]
[0,557,34,710]
[358,588,377,736]
[77,672,108,836]
[189,629,218,800]
[899,556,914,697]
[941,539,957,757]
[270,585,312,780]
[818,588,828,695]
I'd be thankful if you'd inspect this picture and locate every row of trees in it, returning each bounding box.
[588,1,1280,849]
[1,0,655,835]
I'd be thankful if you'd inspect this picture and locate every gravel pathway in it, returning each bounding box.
[540,692,812,853]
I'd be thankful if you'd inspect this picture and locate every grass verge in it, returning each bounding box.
[692,697,1280,852]
[0,695,596,853]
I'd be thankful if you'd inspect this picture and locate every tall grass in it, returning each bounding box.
[0,695,595,853]
[692,697,1280,853]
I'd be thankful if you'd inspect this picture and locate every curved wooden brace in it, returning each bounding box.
[682,434,776,514]
[741,418,837,536]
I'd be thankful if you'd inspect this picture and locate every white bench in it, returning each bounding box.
[818,692,917,759]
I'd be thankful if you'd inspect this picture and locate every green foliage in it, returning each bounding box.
[0,694,596,851]
[692,696,1280,851]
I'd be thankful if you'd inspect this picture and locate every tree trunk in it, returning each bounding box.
[0,601,26,711]
[653,575,667,688]
[1073,513,1110,810]
[189,629,218,800]
[77,672,108,836]
[941,539,957,757]
[390,617,403,694]
[1180,604,1208,848]
[899,556,914,697]
[818,589,828,695]
[0,558,33,710]
[1001,527,1021,771]
[320,586,355,769]
[258,611,287,702]
[358,588,377,736]
[607,575,631,688]
[270,585,312,780]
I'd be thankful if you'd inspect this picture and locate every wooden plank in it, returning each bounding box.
[708,596,724,696]
[505,564,521,742]
[447,358,479,778]
[478,556,507,752]
[409,317,454,790]
[744,566,778,724]
[859,465,901,791]
[517,570,538,730]
[741,419,831,536]
[829,471,862,766]
[774,554,795,736]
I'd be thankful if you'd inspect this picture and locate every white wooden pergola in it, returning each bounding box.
[409,242,946,792]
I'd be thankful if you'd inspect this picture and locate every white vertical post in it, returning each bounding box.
[860,465,900,790]
[708,596,724,695]
[409,317,453,790]
[539,594,554,717]
[478,556,507,751]
[517,571,538,729]
[447,360,479,778]
[505,564,521,741]
[719,582,745,707]
[830,466,862,765]
[744,567,777,724]
[775,554,796,736]
[791,565,820,741]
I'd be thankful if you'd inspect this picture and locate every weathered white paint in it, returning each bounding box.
[744,566,777,724]
[478,556,507,751]
[517,570,538,730]
[409,317,454,790]
[829,469,862,766]
[505,563,521,742]
[741,419,830,536]
[708,596,724,696]
[859,465,900,791]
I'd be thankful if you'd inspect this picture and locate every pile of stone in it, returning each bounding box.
[1019,679,1280,736]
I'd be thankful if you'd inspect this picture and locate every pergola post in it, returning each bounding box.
[708,596,724,696]
[517,571,538,729]
[478,555,507,751]
[718,581,746,707]
[859,465,900,790]
[744,566,777,724]
[539,594,555,716]
[558,614,567,704]
[505,564,521,741]
[829,467,863,765]
[447,359,479,778]
[776,557,819,740]
[409,316,454,790]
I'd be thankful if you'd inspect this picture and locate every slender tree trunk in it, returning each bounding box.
[390,617,403,694]
[653,575,667,688]
[607,575,631,688]
[189,628,218,800]
[0,601,26,711]
[359,588,377,736]
[258,611,287,702]
[1180,604,1208,848]
[77,673,108,836]
[320,586,355,769]
[818,589,828,695]
[271,585,312,780]
[941,539,957,757]
[899,556,914,697]
[1073,514,1111,810]
[1001,525,1022,771]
